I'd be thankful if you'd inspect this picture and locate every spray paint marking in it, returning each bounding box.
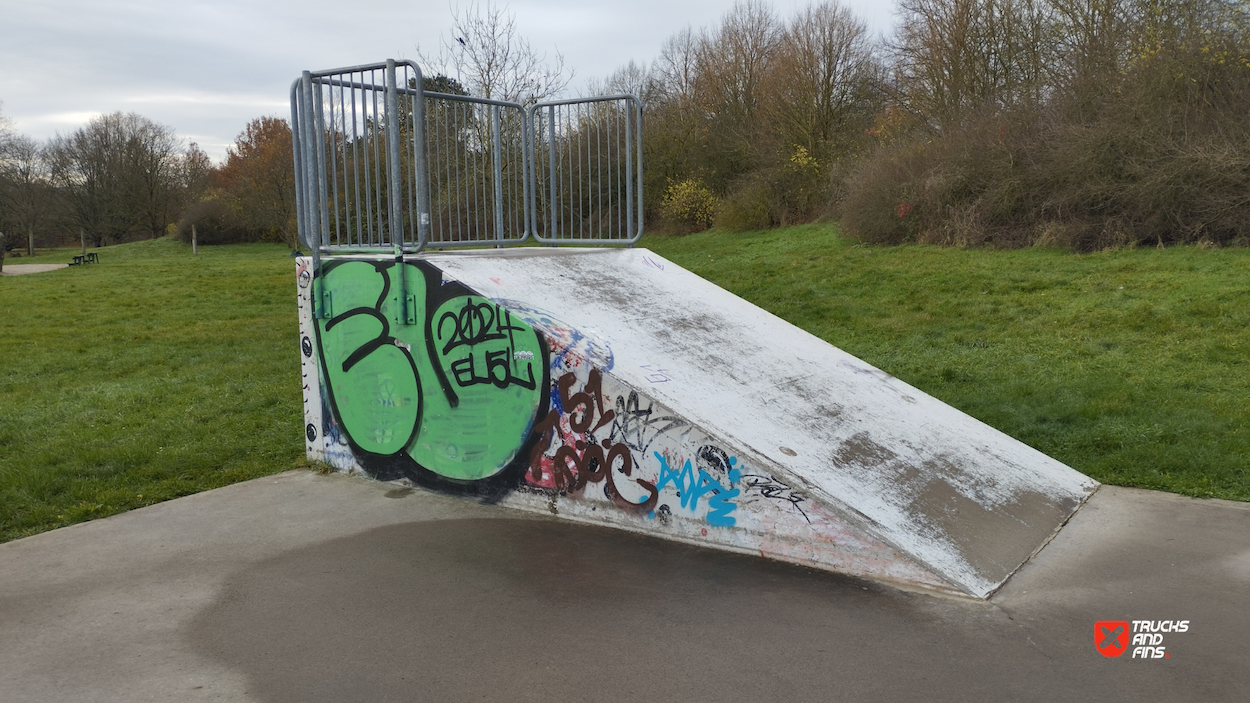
[654,452,740,527]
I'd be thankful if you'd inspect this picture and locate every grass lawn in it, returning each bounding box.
[1,227,1246,543]
[646,225,1249,502]
[1,239,307,542]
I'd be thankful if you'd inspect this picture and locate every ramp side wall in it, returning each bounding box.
[294,255,957,594]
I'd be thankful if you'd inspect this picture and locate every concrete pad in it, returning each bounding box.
[1,263,68,276]
[1,472,1246,702]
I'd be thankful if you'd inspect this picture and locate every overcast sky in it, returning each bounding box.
[1,0,897,162]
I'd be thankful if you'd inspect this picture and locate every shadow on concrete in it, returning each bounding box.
[186,517,1220,703]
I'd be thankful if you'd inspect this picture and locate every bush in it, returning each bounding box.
[174,198,255,245]
[839,37,1250,250]
[659,178,718,232]
[716,178,772,231]
[716,146,831,232]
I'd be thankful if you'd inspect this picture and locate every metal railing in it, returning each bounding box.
[424,92,530,247]
[291,60,429,261]
[529,95,643,245]
[291,59,643,260]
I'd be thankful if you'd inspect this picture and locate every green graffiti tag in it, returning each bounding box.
[314,259,545,483]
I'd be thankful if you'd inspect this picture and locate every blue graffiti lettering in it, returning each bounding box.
[654,452,739,527]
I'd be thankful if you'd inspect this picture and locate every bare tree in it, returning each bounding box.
[893,0,1054,128]
[694,0,783,147]
[587,60,660,106]
[654,27,701,103]
[46,112,182,246]
[3,136,51,255]
[768,2,880,156]
[0,102,12,151]
[419,1,571,103]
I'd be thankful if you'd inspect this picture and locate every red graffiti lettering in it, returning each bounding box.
[529,370,656,516]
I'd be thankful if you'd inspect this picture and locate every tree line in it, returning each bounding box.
[0,106,296,255]
[6,0,1248,253]
[618,0,1250,248]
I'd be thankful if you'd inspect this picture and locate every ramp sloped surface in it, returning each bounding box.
[299,249,1097,597]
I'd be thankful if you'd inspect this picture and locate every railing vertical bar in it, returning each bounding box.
[290,81,307,251]
[370,70,384,246]
[552,105,562,238]
[385,60,404,252]
[491,104,504,246]
[410,65,430,251]
[472,102,479,242]
[615,102,620,236]
[347,73,360,246]
[454,100,463,243]
[384,60,407,323]
[479,104,489,242]
[595,103,602,240]
[634,98,643,241]
[566,107,574,240]
[328,81,342,246]
[625,98,635,240]
[436,97,448,243]
[360,74,374,246]
[311,79,332,255]
[605,101,613,239]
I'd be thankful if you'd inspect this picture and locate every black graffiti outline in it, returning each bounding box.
[436,298,538,391]
[448,348,538,390]
[313,258,551,501]
[316,259,425,458]
[609,390,689,457]
[740,473,810,523]
[437,299,529,355]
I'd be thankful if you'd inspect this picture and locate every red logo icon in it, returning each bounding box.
[1096,621,1129,658]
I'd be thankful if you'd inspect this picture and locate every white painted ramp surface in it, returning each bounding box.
[423,248,1098,598]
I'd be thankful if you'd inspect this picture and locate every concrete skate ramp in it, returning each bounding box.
[298,248,1097,598]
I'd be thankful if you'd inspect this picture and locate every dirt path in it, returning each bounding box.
[0,263,69,276]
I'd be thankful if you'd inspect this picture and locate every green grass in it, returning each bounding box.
[0,238,306,542]
[645,224,1249,501]
[1,227,1246,544]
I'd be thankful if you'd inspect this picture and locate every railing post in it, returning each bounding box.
[385,59,409,324]
[522,107,535,239]
[299,72,327,319]
[634,98,645,243]
[410,64,431,252]
[290,81,307,252]
[310,75,332,255]
[625,102,635,242]
[491,104,505,247]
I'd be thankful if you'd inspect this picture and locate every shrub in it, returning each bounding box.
[838,28,1250,250]
[659,178,718,232]
[716,177,773,231]
[715,146,831,232]
[174,198,255,245]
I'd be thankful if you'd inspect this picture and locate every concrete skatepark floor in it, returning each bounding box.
[1,470,1246,702]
